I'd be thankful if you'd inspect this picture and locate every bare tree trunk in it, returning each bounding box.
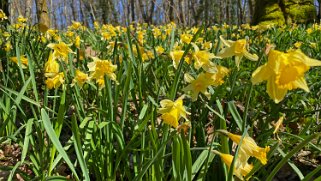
[110,0,118,24]
[36,0,50,28]
[237,0,244,24]
[148,0,155,23]
[169,0,174,22]
[25,0,33,19]
[226,0,230,24]
[204,0,209,26]
[248,0,254,22]
[0,0,9,16]
[130,0,135,22]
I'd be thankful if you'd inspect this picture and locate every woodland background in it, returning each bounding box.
[0,0,321,29]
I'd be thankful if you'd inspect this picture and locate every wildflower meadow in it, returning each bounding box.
[0,9,321,180]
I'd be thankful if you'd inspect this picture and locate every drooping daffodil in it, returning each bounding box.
[212,150,253,180]
[251,49,321,103]
[218,130,270,166]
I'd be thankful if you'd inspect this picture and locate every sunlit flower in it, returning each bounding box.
[74,35,81,49]
[294,42,302,48]
[44,52,60,77]
[218,130,270,165]
[252,49,321,103]
[69,21,83,30]
[183,73,213,101]
[10,55,28,69]
[87,57,118,86]
[192,43,218,73]
[0,9,7,20]
[158,96,190,128]
[47,42,74,62]
[180,33,193,44]
[71,69,89,87]
[217,36,258,69]
[170,50,190,69]
[17,16,27,23]
[212,150,253,180]
[155,46,165,55]
[45,72,64,89]
[205,65,230,86]
[4,41,12,52]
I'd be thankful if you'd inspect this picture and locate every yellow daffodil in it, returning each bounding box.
[191,43,218,73]
[170,50,189,69]
[47,42,74,62]
[252,49,321,103]
[180,33,193,44]
[212,150,253,180]
[17,16,27,23]
[205,65,230,86]
[45,72,64,89]
[155,46,165,55]
[183,73,212,101]
[158,96,190,128]
[87,57,118,87]
[294,42,302,48]
[69,21,83,30]
[10,55,28,69]
[71,69,89,87]
[217,36,258,69]
[218,130,270,165]
[4,41,12,52]
[74,36,81,48]
[44,52,60,77]
[0,9,7,20]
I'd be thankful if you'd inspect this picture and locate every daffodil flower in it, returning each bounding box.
[218,130,270,165]
[87,57,118,88]
[71,69,89,87]
[170,50,189,69]
[47,42,74,62]
[191,43,219,73]
[10,55,28,69]
[212,150,253,180]
[45,72,65,89]
[252,49,321,103]
[205,65,230,86]
[158,96,190,128]
[183,73,212,101]
[0,9,8,21]
[217,36,258,69]
[44,52,60,78]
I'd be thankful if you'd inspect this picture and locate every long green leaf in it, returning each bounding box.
[41,108,80,181]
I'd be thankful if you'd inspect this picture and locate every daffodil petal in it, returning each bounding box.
[251,64,271,85]
[219,35,232,47]
[184,73,195,83]
[217,47,235,58]
[243,50,259,61]
[267,77,287,103]
[293,76,310,92]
